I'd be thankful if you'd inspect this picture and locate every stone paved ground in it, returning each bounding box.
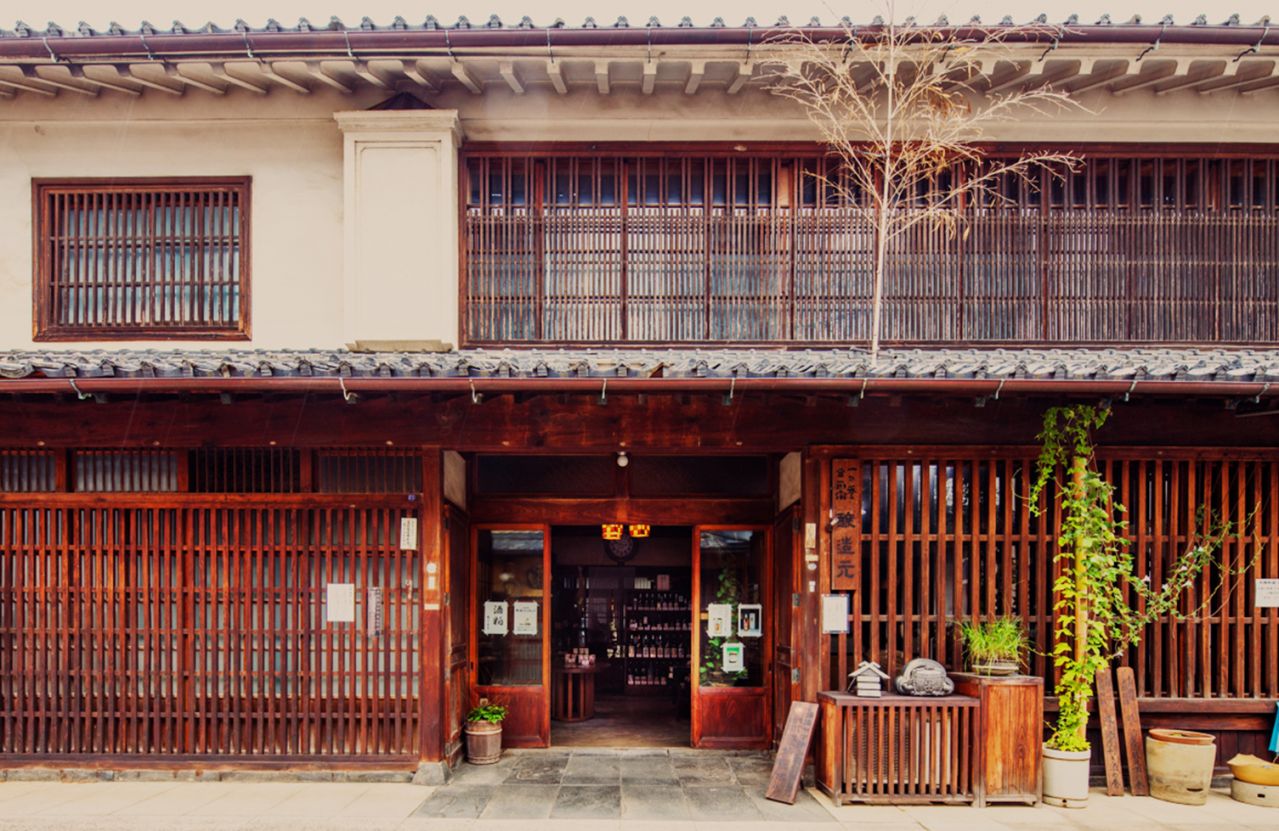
[0,749,1274,830]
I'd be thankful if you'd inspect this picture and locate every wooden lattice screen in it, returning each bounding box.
[0,497,420,761]
[34,178,249,340]
[826,449,1279,701]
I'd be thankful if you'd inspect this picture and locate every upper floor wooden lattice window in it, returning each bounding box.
[462,150,1279,346]
[33,178,250,340]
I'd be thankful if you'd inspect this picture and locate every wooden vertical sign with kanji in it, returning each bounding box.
[831,460,860,591]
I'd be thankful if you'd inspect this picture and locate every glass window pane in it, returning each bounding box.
[477,529,545,686]
[698,529,765,687]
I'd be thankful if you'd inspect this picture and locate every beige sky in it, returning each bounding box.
[8,2,1277,29]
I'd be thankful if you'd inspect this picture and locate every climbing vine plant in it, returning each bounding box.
[1029,404,1252,752]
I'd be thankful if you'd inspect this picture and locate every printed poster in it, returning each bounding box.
[722,642,745,673]
[707,603,733,638]
[482,600,509,635]
[512,600,539,635]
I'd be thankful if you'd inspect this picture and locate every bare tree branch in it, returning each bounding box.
[764,6,1086,359]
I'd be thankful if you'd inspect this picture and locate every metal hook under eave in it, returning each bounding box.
[599,377,608,405]
[1038,37,1059,63]
[338,376,357,403]
[546,27,555,63]
[993,378,1006,400]
[445,28,455,60]
[469,378,481,404]
[1234,24,1270,62]
[242,30,256,60]
[139,32,157,60]
[1254,382,1272,404]
[42,36,61,63]
[1124,379,1139,402]
[343,29,356,59]
[859,378,869,399]
[722,375,736,406]
[1136,24,1167,62]
[68,378,91,401]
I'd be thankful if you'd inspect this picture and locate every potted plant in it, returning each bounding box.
[958,617,1028,676]
[464,699,508,765]
[1029,405,1242,808]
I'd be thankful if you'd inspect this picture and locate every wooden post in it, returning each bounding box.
[1070,456,1089,743]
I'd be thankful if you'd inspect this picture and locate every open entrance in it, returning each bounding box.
[550,525,693,747]
[455,453,802,754]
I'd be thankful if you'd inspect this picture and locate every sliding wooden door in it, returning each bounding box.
[470,525,551,747]
[691,526,772,749]
[441,505,471,765]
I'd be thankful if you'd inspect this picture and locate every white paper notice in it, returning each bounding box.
[1256,578,1279,608]
[326,583,356,623]
[722,642,745,673]
[399,517,419,550]
[512,600,539,635]
[822,594,851,634]
[707,603,732,638]
[737,604,763,638]
[482,600,509,635]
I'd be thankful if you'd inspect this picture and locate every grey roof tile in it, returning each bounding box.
[2,347,1279,385]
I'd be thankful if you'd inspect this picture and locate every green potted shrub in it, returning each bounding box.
[958,617,1028,676]
[1030,405,1241,808]
[464,699,508,765]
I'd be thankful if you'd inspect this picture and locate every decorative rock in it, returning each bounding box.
[895,658,955,696]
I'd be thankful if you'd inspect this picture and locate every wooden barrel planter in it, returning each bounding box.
[465,721,503,765]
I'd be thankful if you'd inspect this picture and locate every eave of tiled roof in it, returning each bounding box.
[1,14,1277,59]
[1,348,1277,396]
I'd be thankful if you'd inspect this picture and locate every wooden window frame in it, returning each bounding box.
[32,176,251,342]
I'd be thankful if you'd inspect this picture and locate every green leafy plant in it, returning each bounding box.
[466,700,508,724]
[1030,404,1250,753]
[958,617,1029,670]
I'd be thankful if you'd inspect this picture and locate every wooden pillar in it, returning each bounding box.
[800,449,825,701]
[418,448,445,773]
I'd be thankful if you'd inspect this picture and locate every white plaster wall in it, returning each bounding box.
[0,92,365,351]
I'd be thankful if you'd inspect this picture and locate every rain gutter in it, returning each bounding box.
[1,26,1276,62]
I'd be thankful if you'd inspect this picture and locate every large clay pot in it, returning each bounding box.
[1147,730,1216,805]
[1042,745,1091,808]
[465,720,503,765]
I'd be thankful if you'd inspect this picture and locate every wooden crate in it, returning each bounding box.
[952,673,1043,805]
[816,691,982,806]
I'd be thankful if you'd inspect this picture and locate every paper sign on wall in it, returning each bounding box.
[707,603,733,638]
[821,594,851,634]
[326,583,355,623]
[1256,578,1279,608]
[399,517,418,550]
[482,600,509,635]
[738,604,763,638]
[367,587,384,637]
[512,600,539,635]
[722,642,745,673]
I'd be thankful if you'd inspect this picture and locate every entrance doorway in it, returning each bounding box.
[550,525,693,747]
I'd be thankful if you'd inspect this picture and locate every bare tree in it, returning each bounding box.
[765,10,1082,359]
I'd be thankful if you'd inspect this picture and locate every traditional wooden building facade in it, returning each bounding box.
[0,15,1277,781]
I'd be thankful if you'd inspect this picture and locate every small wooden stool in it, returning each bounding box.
[552,665,597,722]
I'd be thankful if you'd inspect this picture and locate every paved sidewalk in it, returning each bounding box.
[0,749,1275,831]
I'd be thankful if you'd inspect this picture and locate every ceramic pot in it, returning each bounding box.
[465,720,503,765]
[1043,745,1091,808]
[1147,731,1216,805]
[972,659,1020,676]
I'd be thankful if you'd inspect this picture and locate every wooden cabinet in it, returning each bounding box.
[951,673,1043,806]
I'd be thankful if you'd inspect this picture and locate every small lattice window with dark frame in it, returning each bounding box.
[33,178,250,340]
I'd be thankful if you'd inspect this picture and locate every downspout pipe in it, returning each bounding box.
[0,376,1275,398]
[1,25,1277,62]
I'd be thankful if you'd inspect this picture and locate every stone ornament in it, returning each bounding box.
[894,658,954,696]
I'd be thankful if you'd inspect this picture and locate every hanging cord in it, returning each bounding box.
[67,378,91,401]
[1235,25,1270,62]
[1136,23,1167,62]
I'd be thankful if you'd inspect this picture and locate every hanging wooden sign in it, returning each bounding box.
[765,701,819,804]
[831,460,860,590]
